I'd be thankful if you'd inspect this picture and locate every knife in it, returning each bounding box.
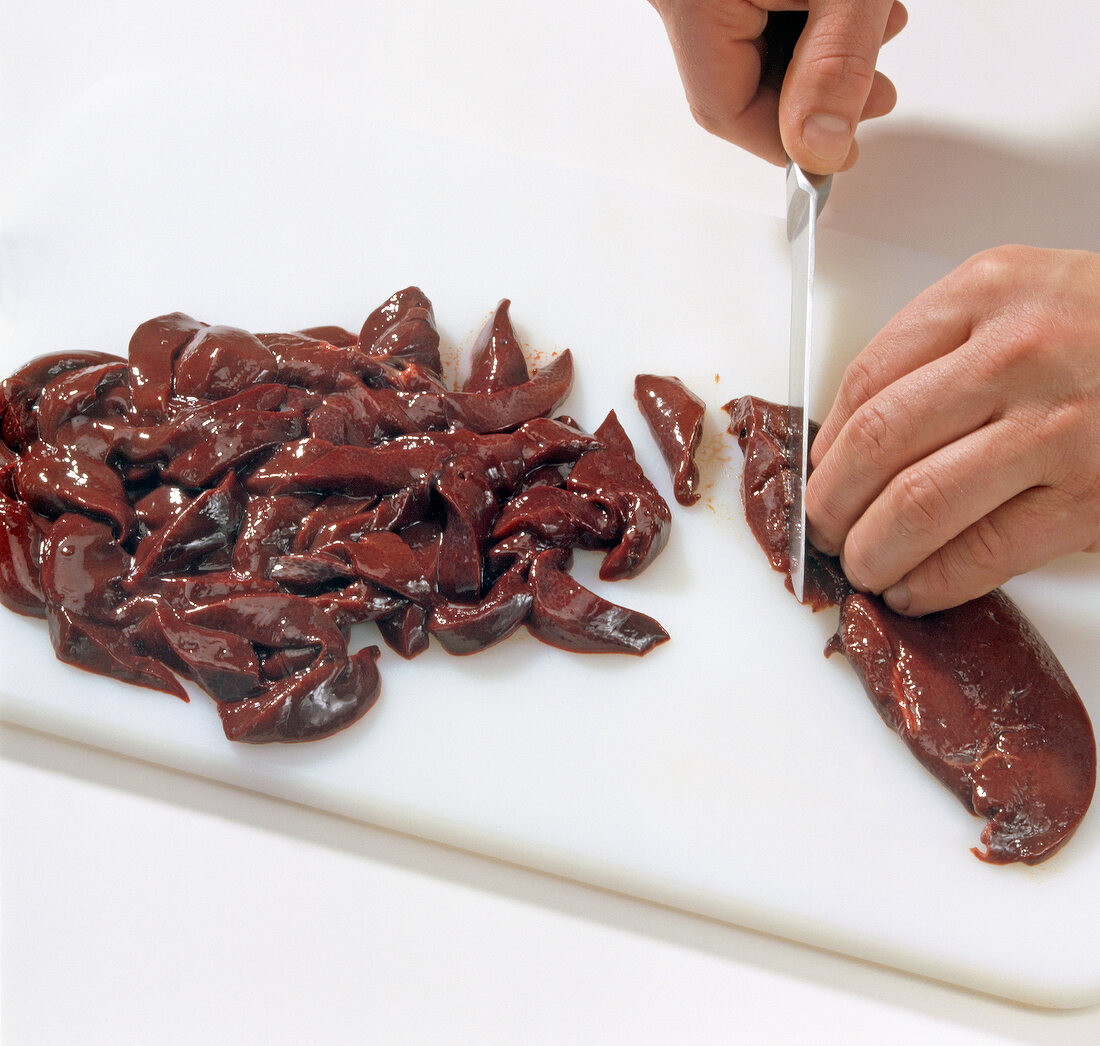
[785,160,832,603]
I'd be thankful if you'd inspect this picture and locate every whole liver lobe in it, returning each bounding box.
[727,393,1096,865]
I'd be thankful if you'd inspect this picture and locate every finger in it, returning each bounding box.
[780,0,900,173]
[653,1,782,164]
[805,353,997,556]
[860,69,898,122]
[810,276,977,468]
[836,419,1045,595]
[807,69,896,175]
[879,486,1095,616]
[882,1,908,44]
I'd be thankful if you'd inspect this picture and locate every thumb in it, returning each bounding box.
[780,0,899,173]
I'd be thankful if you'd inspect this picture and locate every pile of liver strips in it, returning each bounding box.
[0,290,698,743]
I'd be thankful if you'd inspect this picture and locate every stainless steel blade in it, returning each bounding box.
[785,161,831,603]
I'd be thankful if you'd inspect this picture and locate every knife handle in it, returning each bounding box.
[761,11,809,93]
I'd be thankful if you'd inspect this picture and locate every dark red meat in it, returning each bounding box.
[829,591,1096,865]
[0,291,674,743]
[634,374,706,506]
[526,549,669,656]
[567,412,671,582]
[462,299,530,394]
[725,393,849,609]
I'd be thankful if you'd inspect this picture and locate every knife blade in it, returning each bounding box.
[785,160,832,603]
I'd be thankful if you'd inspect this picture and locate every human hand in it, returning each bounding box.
[648,0,907,173]
[806,246,1100,616]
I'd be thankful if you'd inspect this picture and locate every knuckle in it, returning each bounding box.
[994,322,1048,374]
[956,247,1048,352]
[960,244,1032,288]
[800,22,875,96]
[846,401,899,470]
[802,42,878,95]
[1040,477,1100,548]
[921,548,959,601]
[914,516,1011,609]
[959,513,1009,573]
[1029,402,1087,486]
[960,246,1010,283]
[909,546,979,612]
[838,354,885,415]
[893,468,955,539]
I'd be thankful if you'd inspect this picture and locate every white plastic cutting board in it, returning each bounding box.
[2,76,1098,1008]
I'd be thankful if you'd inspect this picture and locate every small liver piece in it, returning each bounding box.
[526,549,669,655]
[634,374,706,506]
[725,393,850,609]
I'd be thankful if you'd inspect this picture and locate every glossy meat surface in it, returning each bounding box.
[829,592,1096,864]
[727,394,1095,864]
[725,394,850,609]
[526,548,669,655]
[0,290,674,743]
[634,374,706,506]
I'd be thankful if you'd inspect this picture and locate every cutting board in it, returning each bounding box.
[2,75,1099,1008]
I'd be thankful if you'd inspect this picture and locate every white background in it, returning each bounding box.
[4,2,1100,1042]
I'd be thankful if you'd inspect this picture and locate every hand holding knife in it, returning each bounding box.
[652,2,899,598]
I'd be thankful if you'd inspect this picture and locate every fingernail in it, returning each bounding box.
[801,114,852,166]
[883,582,911,615]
